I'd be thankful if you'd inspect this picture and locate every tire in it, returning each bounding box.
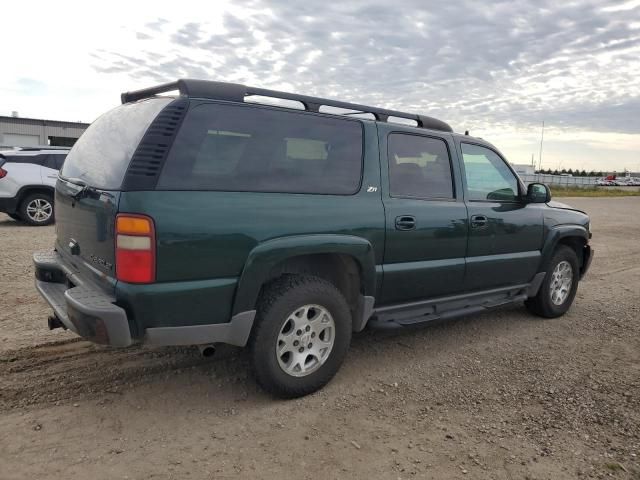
[525,245,580,318]
[8,213,22,221]
[250,274,352,398]
[19,193,54,226]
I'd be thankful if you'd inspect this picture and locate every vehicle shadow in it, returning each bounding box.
[0,303,536,412]
[0,217,29,228]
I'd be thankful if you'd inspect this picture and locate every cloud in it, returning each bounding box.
[91,0,640,135]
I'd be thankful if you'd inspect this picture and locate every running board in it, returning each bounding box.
[368,283,533,330]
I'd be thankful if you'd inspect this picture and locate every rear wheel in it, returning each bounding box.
[250,274,352,398]
[20,193,54,226]
[526,246,580,318]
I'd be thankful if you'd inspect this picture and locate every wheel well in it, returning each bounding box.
[17,186,54,208]
[263,253,363,323]
[557,236,586,266]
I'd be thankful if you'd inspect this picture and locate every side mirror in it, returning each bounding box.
[526,183,551,203]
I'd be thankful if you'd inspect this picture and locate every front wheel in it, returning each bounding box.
[526,246,580,318]
[250,275,352,398]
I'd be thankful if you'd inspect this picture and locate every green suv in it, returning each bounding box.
[34,79,593,397]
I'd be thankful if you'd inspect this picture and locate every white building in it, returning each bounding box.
[0,115,89,148]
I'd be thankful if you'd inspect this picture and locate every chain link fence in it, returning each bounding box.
[519,174,598,187]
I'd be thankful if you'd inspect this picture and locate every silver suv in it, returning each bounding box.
[0,147,68,225]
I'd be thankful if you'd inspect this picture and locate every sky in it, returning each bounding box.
[1,0,639,172]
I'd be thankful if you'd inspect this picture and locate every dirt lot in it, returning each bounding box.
[0,197,638,480]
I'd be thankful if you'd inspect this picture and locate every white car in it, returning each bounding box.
[0,148,69,225]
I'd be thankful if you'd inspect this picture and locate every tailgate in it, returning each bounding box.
[55,177,120,293]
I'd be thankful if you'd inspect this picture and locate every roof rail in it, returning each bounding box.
[121,79,453,133]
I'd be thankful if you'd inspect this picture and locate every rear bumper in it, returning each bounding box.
[33,250,256,348]
[34,250,132,347]
[0,196,19,215]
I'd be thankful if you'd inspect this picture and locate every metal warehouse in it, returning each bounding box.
[0,115,89,148]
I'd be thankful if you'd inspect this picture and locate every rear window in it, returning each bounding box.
[157,103,363,195]
[61,98,172,189]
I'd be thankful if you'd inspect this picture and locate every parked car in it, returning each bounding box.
[596,179,617,186]
[33,80,593,397]
[616,177,640,186]
[0,147,69,225]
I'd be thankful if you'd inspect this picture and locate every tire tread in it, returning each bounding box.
[250,274,351,398]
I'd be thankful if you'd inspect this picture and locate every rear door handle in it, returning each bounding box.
[470,214,488,228]
[395,215,416,231]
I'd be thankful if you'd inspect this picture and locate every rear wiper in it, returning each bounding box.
[63,177,92,201]
[72,185,89,201]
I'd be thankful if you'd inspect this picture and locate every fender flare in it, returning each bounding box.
[231,234,377,316]
[540,224,589,270]
[16,184,55,202]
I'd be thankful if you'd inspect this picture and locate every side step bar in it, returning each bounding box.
[368,273,544,329]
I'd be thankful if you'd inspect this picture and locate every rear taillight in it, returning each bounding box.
[115,214,155,283]
[0,167,7,179]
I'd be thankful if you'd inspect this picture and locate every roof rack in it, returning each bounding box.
[121,79,453,133]
[14,146,70,151]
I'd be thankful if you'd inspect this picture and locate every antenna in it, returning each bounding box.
[537,120,545,171]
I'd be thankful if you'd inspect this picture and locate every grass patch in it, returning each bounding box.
[604,462,627,472]
[550,186,640,197]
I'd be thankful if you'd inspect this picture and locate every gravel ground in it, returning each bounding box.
[0,197,638,479]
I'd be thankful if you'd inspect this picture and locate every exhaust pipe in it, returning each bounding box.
[198,344,216,358]
[47,315,65,330]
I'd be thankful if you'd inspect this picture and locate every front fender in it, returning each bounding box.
[540,224,589,270]
[231,234,376,315]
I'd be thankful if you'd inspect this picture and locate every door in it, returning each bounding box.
[459,142,543,290]
[3,133,40,147]
[379,129,468,305]
[40,155,60,186]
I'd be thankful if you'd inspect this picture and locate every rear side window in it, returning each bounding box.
[387,134,454,199]
[157,103,363,195]
[43,154,66,170]
[53,154,67,170]
[61,98,172,189]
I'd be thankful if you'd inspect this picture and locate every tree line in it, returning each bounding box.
[534,168,605,177]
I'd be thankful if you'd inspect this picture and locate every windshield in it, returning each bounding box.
[61,97,172,189]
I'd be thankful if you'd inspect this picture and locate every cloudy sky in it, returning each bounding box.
[2,0,639,171]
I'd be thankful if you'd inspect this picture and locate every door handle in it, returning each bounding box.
[395,215,416,231]
[470,214,488,228]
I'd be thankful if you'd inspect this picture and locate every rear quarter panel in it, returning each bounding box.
[116,121,385,330]
[0,163,42,198]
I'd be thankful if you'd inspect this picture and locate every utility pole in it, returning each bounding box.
[538,120,545,171]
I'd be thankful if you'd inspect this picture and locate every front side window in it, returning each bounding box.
[157,103,363,195]
[461,143,519,201]
[387,134,454,199]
